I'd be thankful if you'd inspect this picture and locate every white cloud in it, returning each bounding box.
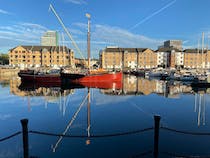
[92,24,163,49]
[0,22,48,52]
[68,28,85,36]
[0,20,162,56]
[72,22,87,29]
[65,0,87,5]
[0,9,11,15]
[60,22,163,57]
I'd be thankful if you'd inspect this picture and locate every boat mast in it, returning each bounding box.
[202,32,205,69]
[62,32,65,66]
[49,4,86,65]
[86,13,91,71]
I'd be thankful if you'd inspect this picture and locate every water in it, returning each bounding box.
[0,75,210,158]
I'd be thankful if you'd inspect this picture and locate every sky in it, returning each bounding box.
[0,0,210,58]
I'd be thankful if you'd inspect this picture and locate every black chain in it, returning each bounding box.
[29,127,154,138]
[0,131,22,142]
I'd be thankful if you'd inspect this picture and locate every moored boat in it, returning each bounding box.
[179,74,198,81]
[59,13,123,85]
[72,71,123,83]
[18,69,61,84]
[191,81,210,88]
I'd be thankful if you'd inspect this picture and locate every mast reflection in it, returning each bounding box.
[7,74,210,128]
[195,92,206,126]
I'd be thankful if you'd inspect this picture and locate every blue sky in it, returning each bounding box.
[0,0,210,58]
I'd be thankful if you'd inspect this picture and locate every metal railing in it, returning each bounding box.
[1,115,210,158]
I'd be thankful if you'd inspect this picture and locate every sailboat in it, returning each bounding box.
[49,5,123,86]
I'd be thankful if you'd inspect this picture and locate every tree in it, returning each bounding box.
[0,54,9,65]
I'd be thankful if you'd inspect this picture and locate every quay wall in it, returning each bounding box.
[0,68,19,79]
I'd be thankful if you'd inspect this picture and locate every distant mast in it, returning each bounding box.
[86,13,91,71]
[202,32,205,69]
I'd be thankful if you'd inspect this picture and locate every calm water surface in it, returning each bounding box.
[0,76,210,158]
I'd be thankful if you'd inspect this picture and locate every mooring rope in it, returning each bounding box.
[0,131,22,142]
[161,151,210,158]
[29,127,154,138]
[161,126,210,136]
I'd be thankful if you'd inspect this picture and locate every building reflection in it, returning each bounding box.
[10,78,74,97]
[5,75,210,127]
[9,77,74,116]
[7,75,210,99]
[101,75,195,98]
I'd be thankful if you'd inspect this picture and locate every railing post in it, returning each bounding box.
[21,119,29,158]
[154,115,161,158]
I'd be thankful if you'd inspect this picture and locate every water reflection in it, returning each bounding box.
[4,75,209,123]
[8,75,205,97]
[1,75,210,157]
[6,75,210,128]
[195,93,206,126]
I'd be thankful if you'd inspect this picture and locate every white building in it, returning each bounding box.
[157,51,169,68]
[174,51,184,68]
[41,31,58,46]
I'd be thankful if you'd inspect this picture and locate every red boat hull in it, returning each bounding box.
[71,72,123,89]
[73,72,122,82]
[18,73,61,84]
[18,71,123,90]
[79,81,122,90]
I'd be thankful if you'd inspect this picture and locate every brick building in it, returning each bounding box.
[9,45,74,68]
[183,49,210,69]
[100,47,157,70]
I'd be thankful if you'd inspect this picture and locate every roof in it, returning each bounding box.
[10,45,72,52]
[104,47,153,53]
[156,47,180,52]
[183,49,208,53]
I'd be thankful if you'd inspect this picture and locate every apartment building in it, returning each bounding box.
[100,47,123,70]
[157,51,169,68]
[164,40,182,51]
[156,48,184,69]
[174,51,184,68]
[206,50,210,68]
[184,49,204,69]
[9,45,74,68]
[41,31,58,46]
[137,48,157,69]
[100,47,157,70]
